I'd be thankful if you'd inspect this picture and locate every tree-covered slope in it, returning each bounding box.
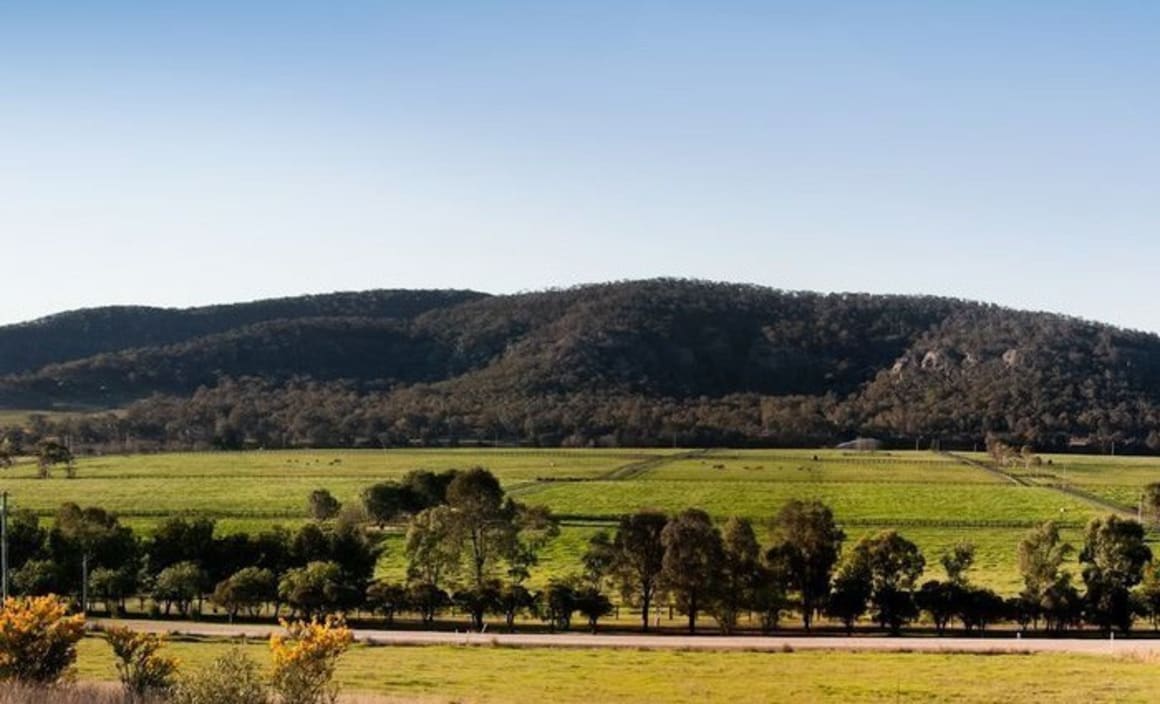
[3,279,1159,450]
[0,289,485,377]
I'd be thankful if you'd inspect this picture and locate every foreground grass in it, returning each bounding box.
[73,636,1160,703]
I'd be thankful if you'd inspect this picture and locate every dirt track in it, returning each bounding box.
[91,619,1160,657]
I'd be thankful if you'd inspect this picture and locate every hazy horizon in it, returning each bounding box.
[3,2,1158,331]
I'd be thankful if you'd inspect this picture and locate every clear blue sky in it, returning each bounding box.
[2,1,1158,330]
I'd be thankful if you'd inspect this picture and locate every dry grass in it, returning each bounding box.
[0,682,126,704]
[0,682,403,704]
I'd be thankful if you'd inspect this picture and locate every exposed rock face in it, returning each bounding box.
[891,357,910,375]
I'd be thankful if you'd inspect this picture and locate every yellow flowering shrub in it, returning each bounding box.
[105,625,180,698]
[0,595,86,683]
[269,616,353,704]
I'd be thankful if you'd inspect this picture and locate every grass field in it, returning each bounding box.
[525,480,1098,524]
[0,448,1154,594]
[71,636,1160,703]
[0,449,668,521]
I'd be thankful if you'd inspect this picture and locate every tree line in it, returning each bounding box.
[8,466,1160,635]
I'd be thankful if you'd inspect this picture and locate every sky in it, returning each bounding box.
[1,1,1159,330]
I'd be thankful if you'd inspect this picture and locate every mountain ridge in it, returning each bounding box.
[1,279,1157,451]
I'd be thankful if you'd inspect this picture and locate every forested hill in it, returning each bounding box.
[0,289,486,377]
[2,279,1159,451]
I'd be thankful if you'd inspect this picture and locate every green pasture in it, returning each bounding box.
[958,450,1160,488]
[645,452,998,484]
[72,637,1160,704]
[959,451,1160,513]
[2,448,1157,595]
[0,449,671,521]
[526,480,1104,525]
[19,449,665,480]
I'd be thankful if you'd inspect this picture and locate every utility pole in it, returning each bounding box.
[1,492,7,602]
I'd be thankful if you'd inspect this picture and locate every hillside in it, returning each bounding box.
[1,279,1159,451]
[0,289,486,377]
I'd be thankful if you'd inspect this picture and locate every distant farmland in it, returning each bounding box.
[1,448,1153,593]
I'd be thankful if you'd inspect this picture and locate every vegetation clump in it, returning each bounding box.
[105,626,179,700]
[269,617,354,704]
[0,596,85,685]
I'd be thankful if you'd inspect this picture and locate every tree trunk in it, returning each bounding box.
[641,589,651,632]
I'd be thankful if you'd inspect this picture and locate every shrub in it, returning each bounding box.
[269,617,353,704]
[0,596,86,684]
[105,626,179,699]
[308,490,342,521]
[171,648,269,704]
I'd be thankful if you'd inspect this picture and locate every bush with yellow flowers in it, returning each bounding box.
[105,625,179,699]
[269,616,353,704]
[0,595,86,684]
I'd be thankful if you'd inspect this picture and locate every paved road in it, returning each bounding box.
[91,619,1160,656]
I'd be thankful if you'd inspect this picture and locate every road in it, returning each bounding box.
[90,619,1160,656]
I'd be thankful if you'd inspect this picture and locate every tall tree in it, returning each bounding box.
[766,500,845,630]
[1079,515,1152,634]
[446,467,513,592]
[1017,520,1072,629]
[711,517,762,634]
[400,469,458,512]
[608,510,668,632]
[277,560,347,618]
[940,542,975,587]
[826,557,873,634]
[7,509,47,571]
[580,531,616,590]
[212,567,276,622]
[422,467,557,630]
[147,517,215,574]
[405,505,462,591]
[846,530,925,634]
[361,481,409,527]
[660,508,723,634]
[49,503,139,594]
[36,440,73,479]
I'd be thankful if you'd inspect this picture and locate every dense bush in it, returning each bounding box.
[269,618,353,704]
[105,626,179,699]
[0,596,85,684]
[170,649,269,704]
